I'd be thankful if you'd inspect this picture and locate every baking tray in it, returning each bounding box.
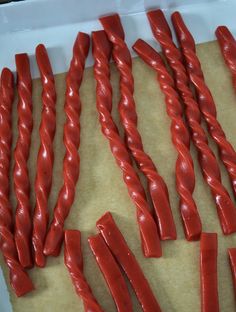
[1,0,236,311]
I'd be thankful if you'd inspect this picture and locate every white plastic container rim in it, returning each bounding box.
[0,0,236,310]
[0,0,236,79]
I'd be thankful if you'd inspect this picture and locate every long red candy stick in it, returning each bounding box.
[44,33,90,257]
[133,39,202,241]
[228,248,236,298]
[100,14,176,241]
[172,12,236,199]
[92,30,161,258]
[32,44,57,267]
[97,211,162,312]
[215,26,236,91]
[147,10,236,235]
[0,69,14,232]
[88,233,133,312]
[64,230,103,312]
[0,68,34,296]
[14,53,33,269]
[200,233,219,312]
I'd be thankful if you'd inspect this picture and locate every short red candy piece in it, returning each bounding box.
[97,212,162,312]
[200,233,219,312]
[89,233,133,312]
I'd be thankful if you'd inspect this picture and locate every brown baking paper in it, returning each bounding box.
[1,41,236,311]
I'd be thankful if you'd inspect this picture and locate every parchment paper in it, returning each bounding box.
[1,40,236,311]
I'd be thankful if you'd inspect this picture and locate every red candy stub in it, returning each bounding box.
[200,233,219,312]
[97,212,162,312]
[88,233,133,312]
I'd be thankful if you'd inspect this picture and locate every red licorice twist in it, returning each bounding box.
[32,44,57,267]
[133,39,202,241]
[100,14,176,241]
[64,230,103,312]
[0,70,14,232]
[14,53,33,268]
[89,234,133,312]
[97,212,162,312]
[92,30,161,258]
[44,33,90,257]
[172,12,236,199]
[200,233,219,312]
[147,10,236,235]
[216,26,236,91]
[0,68,34,296]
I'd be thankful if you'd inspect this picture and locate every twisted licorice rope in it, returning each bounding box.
[100,14,176,241]
[216,26,236,92]
[14,53,33,268]
[147,10,236,235]
[0,68,34,296]
[64,230,103,312]
[0,70,13,233]
[172,12,236,199]
[133,39,202,241]
[44,33,90,257]
[32,44,57,267]
[92,30,161,258]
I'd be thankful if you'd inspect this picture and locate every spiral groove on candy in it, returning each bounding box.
[0,68,34,296]
[133,39,202,240]
[14,53,33,268]
[64,230,103,312]
[216,26,236,92]
[92,30,161,258]
[32,44,57,267]
[43,33,90,257]
[172,12,236,199]
[147,10,236,235]
[100,14,176,241]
